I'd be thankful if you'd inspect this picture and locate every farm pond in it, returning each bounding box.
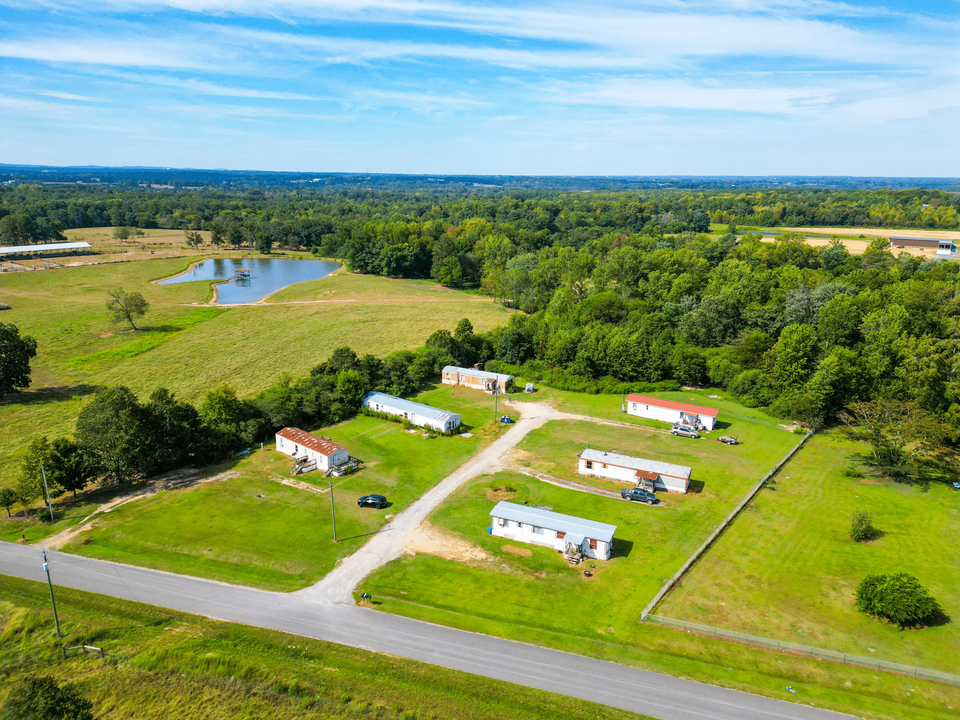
[158,257,340,304]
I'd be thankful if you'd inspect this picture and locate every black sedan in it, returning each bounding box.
[357,494,388,509]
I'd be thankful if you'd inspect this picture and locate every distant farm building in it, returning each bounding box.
[578,448,692,493]
[362,391,461,433]
[889,236,955,252]
[275,427,349,473]
[489,501,616,561]
[625,394,719,431]
[0,241,92,259]
[442,365,513,393]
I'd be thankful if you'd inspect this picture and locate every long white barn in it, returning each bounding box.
[441,365,513,393]
[489,501,616,561]
[625,394,719,431]
[578,448,692,493]
[362,391,461,433]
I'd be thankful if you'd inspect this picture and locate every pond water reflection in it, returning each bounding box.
[158,257,340,304]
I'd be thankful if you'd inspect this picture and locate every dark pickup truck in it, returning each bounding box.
[621,487,658,504]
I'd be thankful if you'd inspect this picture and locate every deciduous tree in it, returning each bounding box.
[0,322,38,396]
[106,288,149,331]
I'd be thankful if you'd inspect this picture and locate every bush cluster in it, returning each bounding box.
[855,573,941,628]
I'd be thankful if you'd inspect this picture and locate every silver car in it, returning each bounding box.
[671,423,700,438]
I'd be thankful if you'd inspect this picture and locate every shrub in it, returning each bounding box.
[855,573,941,627]
[849,509,877,541]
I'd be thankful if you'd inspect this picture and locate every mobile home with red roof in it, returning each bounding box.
[275,427,349,472]
[625,394,719,431]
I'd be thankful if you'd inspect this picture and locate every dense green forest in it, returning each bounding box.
[3,185,959,487]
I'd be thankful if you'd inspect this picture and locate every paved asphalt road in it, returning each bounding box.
[1,542,853,720]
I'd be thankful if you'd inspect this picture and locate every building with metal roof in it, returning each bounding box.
[625,394,719,431]
[889,236,955,251]
[489,501,616,561]
[578,448,692,493]
[362,391,461,433]
[441,365,513,393]
[275,427,349,473]
[0,241,92,256]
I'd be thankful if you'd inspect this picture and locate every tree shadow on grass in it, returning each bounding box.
[923,608,952,628]
[0,384,99,407]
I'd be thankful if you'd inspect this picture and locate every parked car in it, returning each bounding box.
[718,435,738,445]
[357,494,387,509]
[621,487,658,504]
[671,423,700,438]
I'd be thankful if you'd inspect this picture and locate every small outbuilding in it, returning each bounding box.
[489,501,617,561]
[625,394,719,431]
[275,427,349,472]
[441,365,513,393]
[362,391,461,433]
[578,448,692,493]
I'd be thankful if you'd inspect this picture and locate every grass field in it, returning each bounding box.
[18,385,511,590]
[658,432,960,674]
[0,257,512,489]
[360,404,799,637]
[0,576,648,720]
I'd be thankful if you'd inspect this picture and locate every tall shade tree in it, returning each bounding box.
[0,322,38,396]
[0,486,15,517]
[106,288,149,331]
[75,386,145,483]
[46,438,97,498]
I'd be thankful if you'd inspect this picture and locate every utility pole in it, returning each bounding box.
[42,549,61,637]
[328,481,338,543]
[493,385,499,422]
[40,463,54,522]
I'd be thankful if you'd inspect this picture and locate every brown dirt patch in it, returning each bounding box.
[405,521,489,563]
[486,487,517,501]
[860,478,874,485]
[501,544,532,557]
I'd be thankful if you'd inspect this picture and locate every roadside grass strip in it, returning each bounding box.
[0,575,646,720]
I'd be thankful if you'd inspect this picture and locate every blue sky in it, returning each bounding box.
[1,1,957,175]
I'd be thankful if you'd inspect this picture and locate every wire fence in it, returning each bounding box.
[640,430,814,619]
[643,615,960,687]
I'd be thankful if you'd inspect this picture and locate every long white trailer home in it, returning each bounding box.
[275,427,349,471]
[441,365,513,393]
[362,391,461,433]
[625,394,719,431]
[489,501,616,561]
[578,448,692,493]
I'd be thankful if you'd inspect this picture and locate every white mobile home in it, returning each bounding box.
[625,394,719,431]
[275,427,349,471]
[362,391,461,433]
[489,501,617,561]
[441,365,513,393]
[578,448,692,493]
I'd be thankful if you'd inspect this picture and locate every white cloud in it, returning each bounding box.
[35,90,102,101]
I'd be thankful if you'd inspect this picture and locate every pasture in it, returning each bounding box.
[658,432,960,674]
[0,256,512,489]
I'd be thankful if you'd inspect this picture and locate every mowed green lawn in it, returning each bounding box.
[659,432,960,674]
[0,258,512,489]
[361,407,799,637]
[59,385,511,590]
[508,383,770,434]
